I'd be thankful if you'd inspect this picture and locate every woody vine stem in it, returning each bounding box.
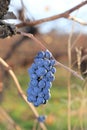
[19,31,84,81]
[0,57,47,130]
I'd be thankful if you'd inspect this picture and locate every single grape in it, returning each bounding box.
[46,71,55,81]
[44,59,50,67]
[43,88,50,95]
[34,58,44,67]
[32,63,37,69]
[46,81,52,88]
[30,79,38,86]
[33,101,39,107]
[28,67,34,75]
[27,95,36,102]
[31,90,38,96]
[45,50,52,59]
[50,59,56,66]
[37,51,45,58]
[51,67,56,74]
[27,86,33,95]
[38,80,45,88]
[37,97,45,105]
[47,75,55,82]
[44,93,51,100]
[37,115,46,122]
[36,67,47,77]
[30,73,38,79]
[33,87,41,94]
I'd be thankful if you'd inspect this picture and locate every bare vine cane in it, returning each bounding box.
[16,1,87,28]
[18,31,84,81]
[0,57,47,130]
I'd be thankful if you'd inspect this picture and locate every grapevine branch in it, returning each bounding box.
[0,1,87,39]
[19,31,84,81]
[16,1,87,28]
[0,57,47,130]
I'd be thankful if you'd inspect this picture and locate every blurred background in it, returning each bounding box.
[0,0,87,130]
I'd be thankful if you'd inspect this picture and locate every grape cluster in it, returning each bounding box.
[27,50,56,107]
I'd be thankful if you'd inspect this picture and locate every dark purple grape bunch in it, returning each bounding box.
[27,50,56,107]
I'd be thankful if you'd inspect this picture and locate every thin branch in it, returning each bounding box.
[19,31,46,50]
[55,61,84,80]
[16,1,87,28]
[19,31,84,81]
[0,57,47,130]
[67,21,75,130]
[69,16,87,26]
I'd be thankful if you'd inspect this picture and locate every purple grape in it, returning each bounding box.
[27,87,33,95]
[37,115,46,122]
[30,79,38,86]
[45,50,52,59]
[47,75,55,82]
[28,67,34,75]
[31,90,37,96]
[46,81,52,88]
[27,95,36,102]
[34,101,39,107]
[37,97,45,105]
[50,59,56,66]
[34,58,44,66]
[30,73,38,79]
[37,51,45,58]
[38,80,45,88]
[32,63,37,69]
[44,93,51,100]
[44,59,50,67]
[43,88,50,95]
[51,67,56,74]
[36,67,47,77]
[33,87,41,94]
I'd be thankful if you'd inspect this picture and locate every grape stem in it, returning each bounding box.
[19,31,84,81]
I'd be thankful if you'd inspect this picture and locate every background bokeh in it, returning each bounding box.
[0,0,87,130]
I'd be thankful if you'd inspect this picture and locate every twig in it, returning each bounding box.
[0,57,47,130]
[19,31,46,50]
[18,31,84,81]
[16,1,87,28]
[67,21,75,130]
[55,61,84,80]
[69,16,87,26]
